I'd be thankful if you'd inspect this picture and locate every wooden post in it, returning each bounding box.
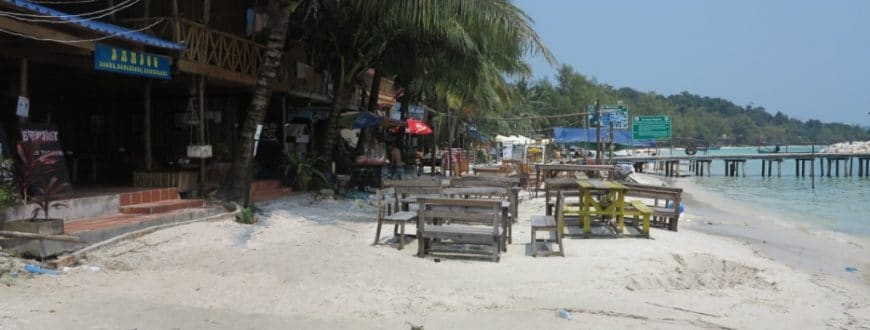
[795,159,799,177]
[827,159,832,177]
[108,0,116,22]
[776,159,782,178]
[144,81,152,171]
[281,96,287,154]
[741,160,746,177]
[171,0,181,42]
[203,0,212,25]
[198,76,206,196]
[761,160,766,177]
[849,157,853,177]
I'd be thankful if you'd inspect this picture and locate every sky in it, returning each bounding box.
[515,0,870,126]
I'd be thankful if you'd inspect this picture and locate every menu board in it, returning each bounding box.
[19,123,71,194]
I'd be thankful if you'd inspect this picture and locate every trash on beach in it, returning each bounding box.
[25,264,59,275]
[845,267,858,273]
[557,308,572,320]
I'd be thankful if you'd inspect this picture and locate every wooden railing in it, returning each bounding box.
[177,19,264,76]
[123,18,330,98]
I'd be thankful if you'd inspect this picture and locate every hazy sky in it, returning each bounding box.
[516,0,870,126]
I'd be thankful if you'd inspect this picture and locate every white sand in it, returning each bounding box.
[1,189,869,329]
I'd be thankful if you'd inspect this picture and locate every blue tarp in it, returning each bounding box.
[2,0,185,50]
[552,127,656,147]
[352,112,382,129]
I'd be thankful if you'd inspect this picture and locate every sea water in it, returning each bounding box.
[652,146,870,237]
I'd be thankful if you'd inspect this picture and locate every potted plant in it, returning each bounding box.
[283,152,327,191]
[1,142,68,235]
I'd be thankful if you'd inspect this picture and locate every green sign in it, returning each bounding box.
[632,115,671,140]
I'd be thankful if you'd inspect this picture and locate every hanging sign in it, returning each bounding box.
[94,43,172,80]
[16,96,29,118]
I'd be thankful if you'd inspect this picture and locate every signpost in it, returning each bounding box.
[588,105,628,129]
[632,115,671,140]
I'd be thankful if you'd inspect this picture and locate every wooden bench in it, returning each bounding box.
[373,187,417,249]
[531,191,566,257]
[442,186,514,249]
[623,183,683,231]
[623,200,652,238]
[417,198,504,262]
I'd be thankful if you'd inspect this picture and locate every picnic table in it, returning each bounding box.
[568,179,628,237]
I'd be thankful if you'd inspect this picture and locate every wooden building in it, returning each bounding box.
[0,0,375,193]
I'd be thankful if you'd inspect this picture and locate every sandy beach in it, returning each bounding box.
[2,179,870,329]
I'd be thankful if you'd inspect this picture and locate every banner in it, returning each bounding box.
[94,43,172,80]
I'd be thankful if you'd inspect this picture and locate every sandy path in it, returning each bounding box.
[1,192,869,329]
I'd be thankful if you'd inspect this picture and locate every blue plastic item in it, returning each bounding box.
[666,201,686,214]
[558,309,572,320]
[25,264,59,276]
[845,267,858,273]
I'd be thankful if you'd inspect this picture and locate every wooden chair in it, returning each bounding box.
[531,191,565,257]
[373,187,417,249]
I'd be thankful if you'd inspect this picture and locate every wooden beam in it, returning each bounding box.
[178,59,255,86]
[0,230,83,243]
[0,16,95,50]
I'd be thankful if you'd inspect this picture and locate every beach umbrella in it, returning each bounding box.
[405,119,433,135]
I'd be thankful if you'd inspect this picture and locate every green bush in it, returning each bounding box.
[0,182,19,208]
[235,207,257,224]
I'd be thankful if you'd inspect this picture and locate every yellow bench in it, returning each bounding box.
[623,199,652,237]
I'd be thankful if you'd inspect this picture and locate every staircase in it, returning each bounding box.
[65,188,210,242]
[119,188,204,214]
[249,180,293,203]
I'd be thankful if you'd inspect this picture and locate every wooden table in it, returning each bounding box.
[534,164,617,196]
[569,179,628,237]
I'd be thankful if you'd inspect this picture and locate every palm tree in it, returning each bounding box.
[220,0,301,205]
[296,0,555,173]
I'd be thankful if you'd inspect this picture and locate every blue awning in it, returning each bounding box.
[552,127,656,147]
[1,0,184,50]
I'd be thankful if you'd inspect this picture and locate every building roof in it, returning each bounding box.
[1,0,184,50]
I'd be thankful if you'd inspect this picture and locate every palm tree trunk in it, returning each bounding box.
[323,78,347,175]
[219,0,298,205]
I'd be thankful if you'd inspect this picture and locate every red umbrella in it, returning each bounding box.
[405,119,433,135]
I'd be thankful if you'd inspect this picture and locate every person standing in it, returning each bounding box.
[390,145,404,179]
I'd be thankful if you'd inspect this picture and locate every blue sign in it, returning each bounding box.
[588,105,628,129]
[94,43,171,79]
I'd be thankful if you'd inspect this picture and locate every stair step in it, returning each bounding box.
[251,188,294,202]
[120,188,178,206]
[120,199,204,214]
[250,180,283,192]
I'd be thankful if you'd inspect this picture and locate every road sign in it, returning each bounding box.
[632,115,671,140]
[588,105,628,129]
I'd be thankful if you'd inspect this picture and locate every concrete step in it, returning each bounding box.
[251,188,294,203]
[64,207,224,243]
[119,199,204,214]
[250,179,283,192]
[120,188,179,206]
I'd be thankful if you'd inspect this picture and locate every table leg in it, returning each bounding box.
[582,190,592,237]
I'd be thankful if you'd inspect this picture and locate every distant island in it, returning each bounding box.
[483,65,870,146]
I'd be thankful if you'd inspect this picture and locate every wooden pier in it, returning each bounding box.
[620,153,870,178]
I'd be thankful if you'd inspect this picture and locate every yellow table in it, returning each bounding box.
[565,179,628,237]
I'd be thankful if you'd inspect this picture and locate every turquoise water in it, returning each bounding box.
[655,146,870,236]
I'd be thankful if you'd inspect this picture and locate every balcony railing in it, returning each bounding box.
[124,17,330,99]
